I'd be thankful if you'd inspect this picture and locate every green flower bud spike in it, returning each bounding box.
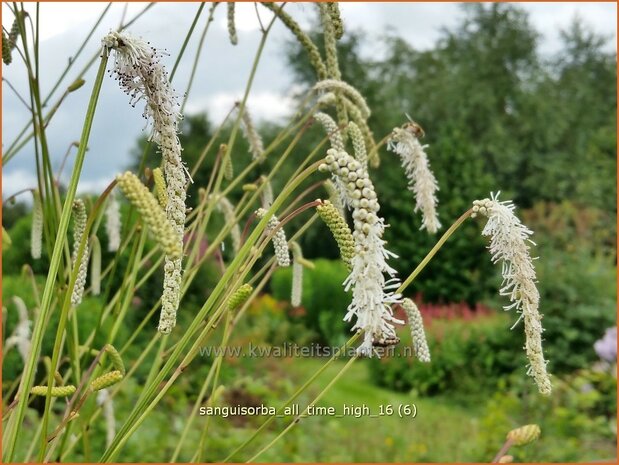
[116,171,181,260]
[507,424,541,446]
[228,283,253,311]
[316,199,354,269]
[90,370,123,392]
[30,385,76,397]
[152,167,168,208]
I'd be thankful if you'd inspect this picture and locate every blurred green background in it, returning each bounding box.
[3,3,616,462]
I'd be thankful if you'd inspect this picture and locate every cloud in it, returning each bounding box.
[3,1,616,194]
[185,90,296,123]
[2,170,38,201]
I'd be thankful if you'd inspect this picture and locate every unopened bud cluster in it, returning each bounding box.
[319,149,379,240]
[316,200,354,269]
[30,385,76,397]
[71,200,89,306]
[402,298,431,362]
[90,370,124,392]
[471,198,494,218]
[152,167,168,208]
[507,424,541,446]
[256,208,290,267]
[116,172,181,259]
[319,148,401,354]
[228,283,253,310]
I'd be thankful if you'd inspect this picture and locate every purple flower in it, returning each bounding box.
[594,327,617,363]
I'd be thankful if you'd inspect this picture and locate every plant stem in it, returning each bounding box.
[247,353,360,462]
[397,209,473,294]
[2,54,108,463]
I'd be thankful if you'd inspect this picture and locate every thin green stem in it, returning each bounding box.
[2,54,109,462]
[397,209,473,294]
[223,333,359,462]
[247,354,360,462]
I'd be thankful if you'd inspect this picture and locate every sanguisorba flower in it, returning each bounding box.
[320,149,402,355]
[236,102,265,161]
[30,189,43,259]
[103,31,186,334]
[256,208,290,267]
[96,389,116,447]
[216,195,241,254]
[290,241,304,307]
[226,3,238,45]
[5,296,31,363]
[105,193,121,252]
[401,298,431,362]
[90,235,102,296]
[387,123,441,234]
[313,111,344,152]
[316,199,354,269]
[116,171,182,260]
[473,193,551,395]
[71,199,89,307]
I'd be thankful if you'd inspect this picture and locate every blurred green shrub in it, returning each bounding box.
[476,366,616,462]
[271,259,351,346]
[369,312,524,395]
[523,201,616,374]
[2,274,108,384]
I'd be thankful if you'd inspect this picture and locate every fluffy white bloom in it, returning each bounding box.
[402,298,430,362]
[5,296,32,363]
[473,193,551,395]
[320,149,402,355]
[256,208,290,267]
[96,389,116,447]
[103,31,186,334]
[387,126,441,234]
[105,194,121,252]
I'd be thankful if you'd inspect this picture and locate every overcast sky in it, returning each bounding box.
[2,2,617,200]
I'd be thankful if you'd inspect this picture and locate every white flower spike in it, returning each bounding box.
[473,192,551,395]
[387,124,441,234]
[320,149,402,355]
[103,31,187,334]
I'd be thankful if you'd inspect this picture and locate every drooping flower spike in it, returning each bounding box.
[30,189,43,259]
[71,199,89,307]
[402,298,431,363]
[473,193,551,395]
[105,193,121,252]
[5,296,32,363]
[256,208,290,267]
[236,102,265,161]
[103,31,187,334]
[387,122,441,234]
[320,149,402,355]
